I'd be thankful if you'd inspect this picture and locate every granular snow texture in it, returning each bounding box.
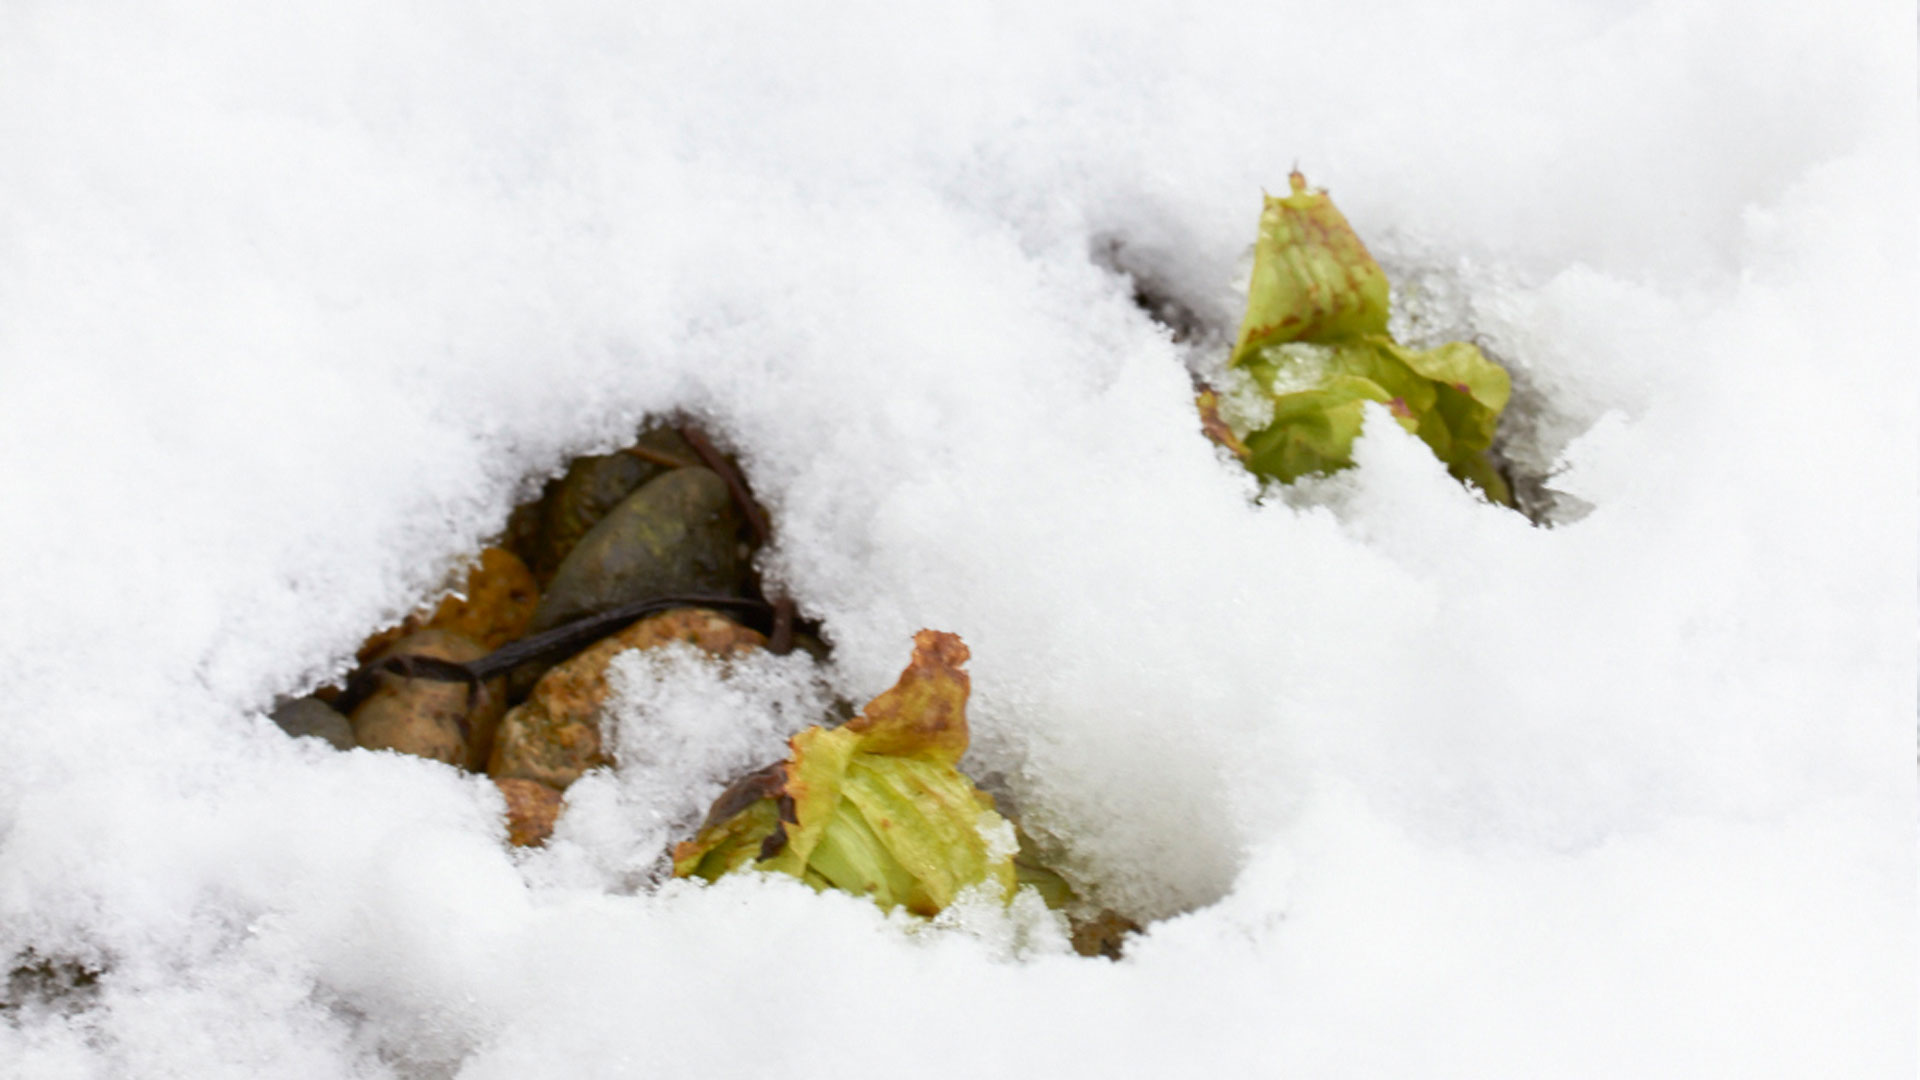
[0,2,1913,1077]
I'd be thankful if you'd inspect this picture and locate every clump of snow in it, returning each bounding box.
[0,0,1913,1077]
[976,815,1020,866]
[925,883,1073,962]
[523,644,831,893]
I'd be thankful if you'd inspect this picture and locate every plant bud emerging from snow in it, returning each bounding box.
[674,630,1017,917]
[1224,172,1513,503]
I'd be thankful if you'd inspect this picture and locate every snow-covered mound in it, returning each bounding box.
[0,1,1912,1076]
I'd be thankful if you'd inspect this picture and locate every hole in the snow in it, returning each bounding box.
[270,421,810,832]
[1093,234,1224,348]
[265,420,1140,958]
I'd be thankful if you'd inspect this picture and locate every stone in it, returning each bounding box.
[495,778,563,847]
[357,547,540,662]
[790,630,833,664]
[1070,910,1141,960]
[350,630,506,770]
[499,495,547,576]
[529,428,702,583]
[269,696,355,751]
[489,608,765,789]
[534,453,657,583]
[526,467,745,636]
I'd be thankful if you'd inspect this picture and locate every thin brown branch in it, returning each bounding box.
[677,425,771,548]
[622,445,701,470]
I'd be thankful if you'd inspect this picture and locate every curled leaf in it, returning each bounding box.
[1230,171,1390,364]
[673,631,1016,916]
[1220,172,1513,503]
[1196,389,1251,460]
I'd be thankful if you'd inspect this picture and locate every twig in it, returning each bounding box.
[623,445,701,470]
[678,425,770,547]
[334,594,775,713]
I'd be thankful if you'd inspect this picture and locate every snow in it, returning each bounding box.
[1,0,1914,1076]
[525,644,833,893]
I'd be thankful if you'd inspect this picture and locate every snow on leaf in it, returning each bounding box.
[673,631,1016,917]
[1223,173,1513,503]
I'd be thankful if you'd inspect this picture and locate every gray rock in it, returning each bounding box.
[269,697,356,751]
[534,453,656,581]
[527,466,745,635]
[531,429,702,581]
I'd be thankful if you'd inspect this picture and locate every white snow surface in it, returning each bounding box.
[1,1,1915,1076]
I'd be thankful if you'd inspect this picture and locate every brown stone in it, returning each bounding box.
[350,630,507,770]
[357,547,540,661]
[489,608,766,789]
[496,778,564,847]
[1069,909,1141,960]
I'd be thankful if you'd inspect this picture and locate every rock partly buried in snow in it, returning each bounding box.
[351,630,507,770]
[526,466,746,636]
[531,428,703,582]
[495,777,564,847]
[356,546,541,660]
[534,454,657,582]
[489,608,765,789]
[418,547,539,652]
[269,696,356,751]
[1069,910,1141,961]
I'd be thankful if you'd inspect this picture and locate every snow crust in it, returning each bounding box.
[1,1,1913,1075]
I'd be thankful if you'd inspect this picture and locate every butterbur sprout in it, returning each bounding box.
[674,630,1017,916]
[1221,172,1514,503]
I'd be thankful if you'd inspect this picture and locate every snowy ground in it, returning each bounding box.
[1,2,1915,1076]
